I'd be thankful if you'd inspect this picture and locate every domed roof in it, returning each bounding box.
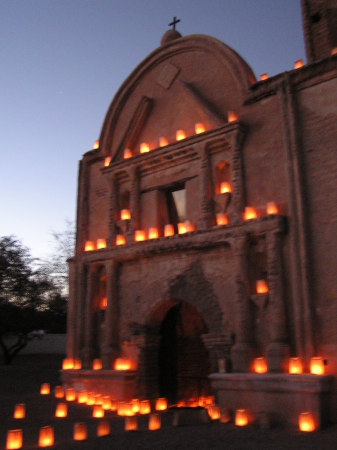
[160,29,182,46]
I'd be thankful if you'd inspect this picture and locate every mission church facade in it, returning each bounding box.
[64,0,337,426]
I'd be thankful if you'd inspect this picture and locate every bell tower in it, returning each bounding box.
[301,0,337,62]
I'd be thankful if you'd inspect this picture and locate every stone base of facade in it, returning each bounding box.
[209,373,333,428]
[61,370,136,401]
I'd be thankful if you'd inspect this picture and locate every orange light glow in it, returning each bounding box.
[294,59,304,69]
[94,394,103,405]
[124,148,133,159]
[155,398,167,411]
[114,357,132,371]
[177,222,187,234]
[117,402,126,416]
[92,405,104,418]
[220,408,231,423]
[73,423,87,441]
[73,359,82,369]
[289,357,303,374]
[195,123,205,134]
[176,130,186,141]
[131,399,140,414]
[185,221,195,232]
[266,202,279,215]
[140,142,150,153]
[54,386,64,399]
[220,182,232,194]
[256,279,269,294]
[159,137,168,147]
[104,157,111,167]
[227,111,238,123]
[86,392,95,406]
[235,409,248,427]
[164,224,174,237]
[77,391,88,404]
[38,426,54,447]
[208,405,221,420]
[110,399,117,411]
[100,296,107,310]
[124,403,135,417]
[125,416,138,431]
[148,227,159,239]
[93,140,99,150]
[216,213,229,226]
[84,241,95,251]
[6,429,23,449]
[148,413,161,430]
[97,420,110,437]
[120,209,131,220]
[310,357,325,375]
[253,357,268,374]
[55,403,67,418]
[243,207,257,221]
[260,73,268,81]
[65,388,76,402]
[134,230,146,242]
[13,404,25,420]
[96,238,106,250]
[299,412,316,432]
[331,47,337,56]
[92,359,102,370]
[204,395,215,406]
[62,358,74,370]
[102,396,111,410]
[116,234,126,246]
[139,400,151,415]
[40,383,50,395]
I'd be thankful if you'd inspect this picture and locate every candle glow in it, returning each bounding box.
[140,142,150,153]
[13,404,25,419]
[164,224,174,237]
[124,148,132,159]
[299,412,316,432]
[253,357,268,374]
[38,426,54,447]
[55,403,67,418]
[216,213,229,226]
[235,409,248,426]
[176,130,186,141]
[120,209,131,220]
[310,357,325,375]
[243,207,257,221]
[116,234,126,245]
[220,182,232,194]
[84,241,95,251]
[96,238,106,249]
[6,429,23,449]
[289,357,303,374]
[195,123,205,134]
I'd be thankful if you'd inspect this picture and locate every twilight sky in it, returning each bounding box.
[0,0,305,260]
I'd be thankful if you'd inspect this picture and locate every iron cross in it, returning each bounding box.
[169,16,180,30]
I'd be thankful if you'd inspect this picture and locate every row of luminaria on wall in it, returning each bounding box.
[94,114,239,160]
[84,202,279,252]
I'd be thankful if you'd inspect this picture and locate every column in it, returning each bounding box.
[66,259,76,359]
[197,144,213,230]
[230,129,245,225]
[230,235,254,372]
[81,264,95,369]
[101,260,120,369]
[108,175,118,246]
[127,166,140,243]
[74,263,86,359]
[266,231,289,372]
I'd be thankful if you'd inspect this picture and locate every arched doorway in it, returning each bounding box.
[158,301,210,404]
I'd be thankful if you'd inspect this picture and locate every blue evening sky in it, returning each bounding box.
[0,0,305,260]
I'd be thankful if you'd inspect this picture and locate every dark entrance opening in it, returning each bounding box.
[158,302,210,404]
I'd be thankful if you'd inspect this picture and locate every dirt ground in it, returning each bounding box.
[0,354,336,449]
